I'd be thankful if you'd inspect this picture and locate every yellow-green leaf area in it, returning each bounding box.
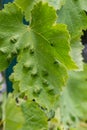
[21,101,48,130]
[5,95,24,130]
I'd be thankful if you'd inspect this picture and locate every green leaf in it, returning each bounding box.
[0,2,77,71]
[0,3,26,71]
[11,49,66,109]
[29,2,77,70]
[7,2,77,109]
[57,0,87,42]
[21,100,48,130]
[0,1,77,109]
[57,0,86,71]
[5,95,24,130]
[60,64,87,129]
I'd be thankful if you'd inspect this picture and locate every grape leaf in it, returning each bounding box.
[21,100,48,130]
[57,0,87,42]
[59,64,87,129]
[7,2,78,109]
[0,1,77,109]
[0,2,77,71]
[0,1,75,69]
[5,95,24,130]
[57,0,87,70]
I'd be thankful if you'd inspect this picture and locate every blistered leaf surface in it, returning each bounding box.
[8,2,77,109]
[0,3,26,71]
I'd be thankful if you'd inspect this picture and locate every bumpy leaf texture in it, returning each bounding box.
[14,0,86,71]
[60,64,87,130]
[6,2,77,109]
[0,3,26,71]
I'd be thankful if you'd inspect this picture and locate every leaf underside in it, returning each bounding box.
[60,64,87,129]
